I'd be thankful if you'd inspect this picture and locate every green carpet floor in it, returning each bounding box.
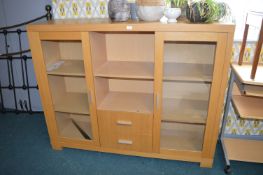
[0,113,262,175]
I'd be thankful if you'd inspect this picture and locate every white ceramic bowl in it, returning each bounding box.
[164,8,182,23]
[137,6,165,21]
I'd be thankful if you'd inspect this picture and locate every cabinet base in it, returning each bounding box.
[200,158,213,168]
[56,138,213,168]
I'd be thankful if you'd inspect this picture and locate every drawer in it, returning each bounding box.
[98,110,153,152]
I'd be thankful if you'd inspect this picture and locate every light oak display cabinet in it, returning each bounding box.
[27,20,234,167]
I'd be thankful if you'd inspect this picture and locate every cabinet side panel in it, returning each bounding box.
[27,32,61,149]
[89,32,107,72]
[201,33,231,167]
[202,32,234,165]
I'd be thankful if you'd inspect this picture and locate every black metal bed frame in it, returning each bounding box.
[0,5,52,114]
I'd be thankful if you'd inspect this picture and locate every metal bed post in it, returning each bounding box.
[0,5,52,114]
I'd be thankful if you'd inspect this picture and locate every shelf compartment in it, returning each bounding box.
[232,95,263,120]
[164,42,216,65]
[223,138,263,163]
[56,112,92,140]
[46,59,85,76]
[232,63,263,86]
[234,76,263,97]
[98,91,153,114]
[54,92,90,115]
[90,32,154,79]
[42,40,83,67]
[162,81,211,101]
[160,122,205,151]
[95,78,154,114]
[162,81,210,124]
[94,61,154,80]
[163,63,213,82]
[162,98,208,124]
[48,75,90,115]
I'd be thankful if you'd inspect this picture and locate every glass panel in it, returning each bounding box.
[160,41,216,151]
[41,40,93,141]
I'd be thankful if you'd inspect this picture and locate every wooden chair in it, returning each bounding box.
[238,11,263,79]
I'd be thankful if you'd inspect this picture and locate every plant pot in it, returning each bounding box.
[164,8,181,23]
[108,0,130,22]
[137,6,165,21]
[217,2,227,21]
[186,3,208,23]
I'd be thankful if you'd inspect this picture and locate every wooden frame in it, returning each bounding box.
[153,32,232,167]
[27,20,234,168]
[28,31,100,149]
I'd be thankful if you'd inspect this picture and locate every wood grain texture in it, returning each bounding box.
[56,112,92,140]
[27,20,235,167]
[81,32,101,146]
[53,92,90,115]
[202,32,234,167]
[27,19,235,33]
[232,95,263,119]
[39,32,81,40]
[97,91,154,114]
[47,60,85,76]
[232,63,263,86]
[27,32,62,150]
[162,98,208,124]
[243,85,263,97]
[164,42,215,64]
[59,139,203,163]
[94,61,154,79]
[163,63,213,82]
[238,24,249,65]
[98,110,153,152]
[153,32,164,152]
[160,122,205,151]
[106,33,154,62]
[223,138,263,163]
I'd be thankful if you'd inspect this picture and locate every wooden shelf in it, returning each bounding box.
[234,80,263,97]
[54,92,90,115]
[46,60,85,77]
[162,98,208,124]
[223,138,263,163]
[95,61,154,79]
[98,92,153,114]
[163,63,213,82]
[160,122,204,151]
[56,113,92,140]
[232,63,263,86]
[232,95,263,120]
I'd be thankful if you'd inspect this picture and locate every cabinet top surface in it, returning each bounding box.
[27,18,235,33]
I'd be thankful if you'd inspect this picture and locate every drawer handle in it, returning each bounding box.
[116,120,132,126]
[118,139,133,145]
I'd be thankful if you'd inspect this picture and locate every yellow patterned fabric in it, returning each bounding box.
[52,0,109,19]
[225,42,263,136]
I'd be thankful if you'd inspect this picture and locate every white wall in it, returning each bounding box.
[220,0,263,41]
[0,0,51,111]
